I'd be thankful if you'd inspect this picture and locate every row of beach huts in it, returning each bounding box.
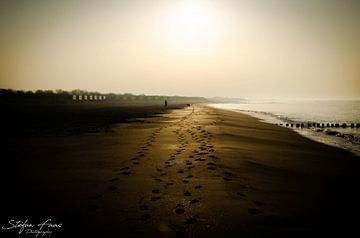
[72,95,106,101]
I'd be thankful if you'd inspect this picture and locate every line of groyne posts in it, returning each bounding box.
[276,122,360,128]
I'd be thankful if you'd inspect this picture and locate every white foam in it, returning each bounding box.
[209,102,360,157]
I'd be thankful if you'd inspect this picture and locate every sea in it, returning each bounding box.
[210,99,360,157]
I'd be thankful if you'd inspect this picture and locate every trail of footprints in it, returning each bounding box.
[86,126,165,212]
[87,106,267,235]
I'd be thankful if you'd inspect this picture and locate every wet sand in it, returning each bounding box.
[1,105,359,237]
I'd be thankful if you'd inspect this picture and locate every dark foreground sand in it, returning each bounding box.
[1,105,359,237]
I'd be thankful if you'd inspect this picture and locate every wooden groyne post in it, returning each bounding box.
[279,122,360,128]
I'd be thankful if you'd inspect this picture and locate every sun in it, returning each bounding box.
[158,0,224,53]
[169,1,215,41]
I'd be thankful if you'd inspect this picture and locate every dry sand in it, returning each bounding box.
[1,105,359,237]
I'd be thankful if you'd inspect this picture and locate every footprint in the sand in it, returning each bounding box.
[108,185,118,191]
[139,205,149,211]
[150,196,161,202]
[248,208,263,215]
[177,170,184,174]
[224,171,233,176]
[152,189,160,194]
[174,204,185,214]
[223,171,234,181]
[108,177,119,182]
[182,180,189,184]
[120,171,132,175]
[189,199,200,204]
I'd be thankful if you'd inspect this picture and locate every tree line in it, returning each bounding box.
[0,88,208,104]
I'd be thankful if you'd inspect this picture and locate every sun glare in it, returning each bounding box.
[169,1,215,42]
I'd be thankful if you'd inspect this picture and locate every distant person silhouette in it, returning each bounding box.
[164,100,168,107]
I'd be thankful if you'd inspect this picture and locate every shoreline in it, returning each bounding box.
[208,104,360,157]
[1,104,359,237]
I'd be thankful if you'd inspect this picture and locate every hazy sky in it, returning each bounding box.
[1,0,359,99]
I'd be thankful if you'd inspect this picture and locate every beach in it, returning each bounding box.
[1,104,359,237]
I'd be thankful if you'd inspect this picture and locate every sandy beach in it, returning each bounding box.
[1,104,359,237]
